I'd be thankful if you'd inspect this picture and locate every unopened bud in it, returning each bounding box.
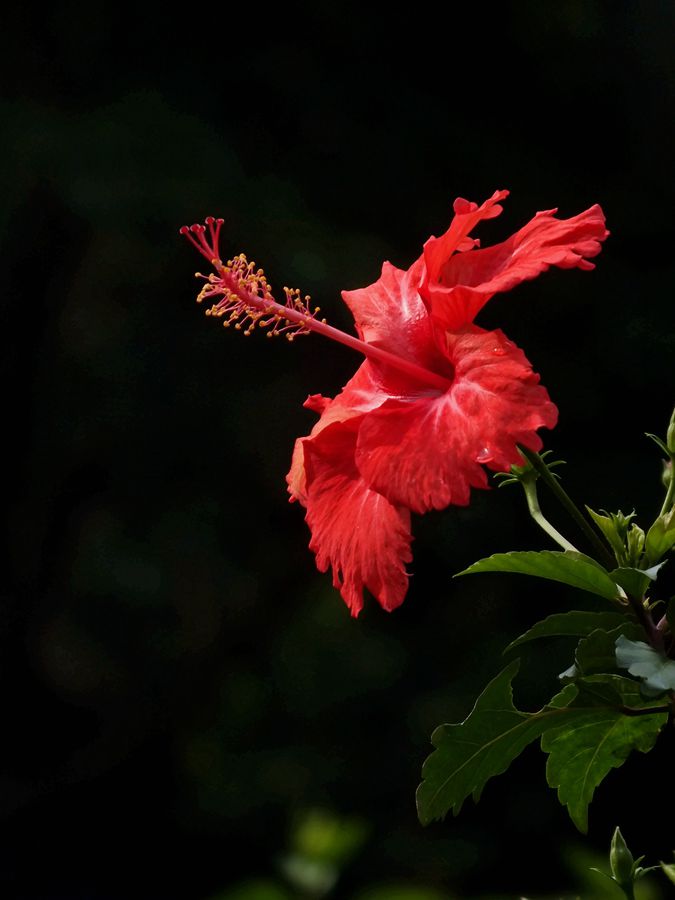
[662,459,672,489]
[667,406,675,456]
[625,522,645,566]
[610,827,635,886]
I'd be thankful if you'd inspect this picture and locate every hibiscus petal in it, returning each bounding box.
[422,190,509,284]
[342,258,425,347]
[341,258,451,378]
[354,328,558,514]
[304,393,331,414]
[301,419,413,616]
[425,203,609,330]
[286,360,396,505]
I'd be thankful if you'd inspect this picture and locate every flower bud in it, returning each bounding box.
[662,459,672,489]
[626,522,645,566]
[667,406,675,456]
[610,827,635,886]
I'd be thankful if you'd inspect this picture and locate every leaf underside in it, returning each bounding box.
[615,635,675,695]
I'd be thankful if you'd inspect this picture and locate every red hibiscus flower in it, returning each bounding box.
[182,191,608,616]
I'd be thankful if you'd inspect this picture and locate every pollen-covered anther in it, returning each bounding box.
[182,218,324,340]
[201,256,317,337]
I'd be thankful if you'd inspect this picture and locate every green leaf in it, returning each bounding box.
[505,611,628,654]
[586,507,626,558]
[615,635,675,695]
[575,625,644,676]
[417,664,668,833]
[661,860,675,885]
[291,809,368,865]
[542,675,668,832]
[416,661,574,825]
[608,564,664,599]
[458,550,622,601]
[645,508,675,565]
[645,431,669,456]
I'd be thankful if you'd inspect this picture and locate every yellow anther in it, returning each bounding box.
[192,241,319,343]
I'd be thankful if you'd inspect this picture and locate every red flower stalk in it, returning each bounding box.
[182,192,608,616]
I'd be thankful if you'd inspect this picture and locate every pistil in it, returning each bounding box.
[181,218,452,393]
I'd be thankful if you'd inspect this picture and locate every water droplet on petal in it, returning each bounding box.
[491,345,506,356]
[475,447,493,463]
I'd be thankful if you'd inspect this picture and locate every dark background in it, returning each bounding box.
[2,2,675,898]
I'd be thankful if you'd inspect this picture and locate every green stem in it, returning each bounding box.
[659,469,675,517]
[521,480,579,552]
[517,445,616,569]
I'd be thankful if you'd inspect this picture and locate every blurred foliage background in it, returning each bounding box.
[2,2,675,897]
